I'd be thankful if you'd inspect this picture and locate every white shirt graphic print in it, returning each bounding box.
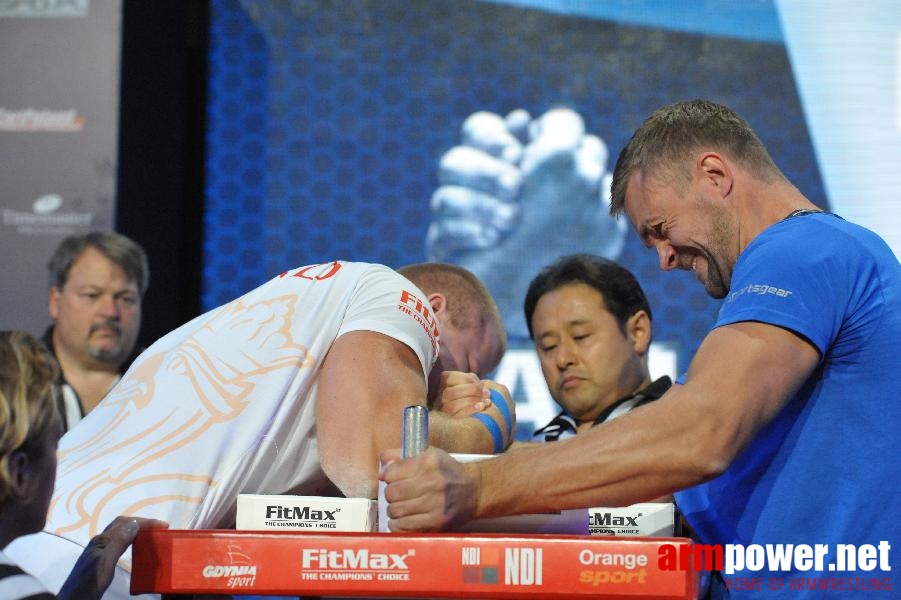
[41,261,437,575]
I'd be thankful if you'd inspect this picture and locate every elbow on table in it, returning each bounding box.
[321,456,380,500]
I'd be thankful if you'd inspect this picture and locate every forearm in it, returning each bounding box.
[506,440,540,451]
[469,388,725,519]
[471,323,818,519]
[429,382,514,455]
[429,411,500,454]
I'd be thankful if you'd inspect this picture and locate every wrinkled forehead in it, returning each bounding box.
[622,170,656,228]
[67,248,126,277]
[65,248,139,287]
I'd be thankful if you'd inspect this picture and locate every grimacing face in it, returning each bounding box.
[48,247,142,369]
[624,169,737,299]
[531,282,648,425]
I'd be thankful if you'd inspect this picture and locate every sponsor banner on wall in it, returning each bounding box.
[0,0,121,336]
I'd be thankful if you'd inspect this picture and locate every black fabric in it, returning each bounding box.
[0,564,56,599]
[784,208,824,219]
[41,325,143,430]
[533,376,673,441]
[0,563,26,578]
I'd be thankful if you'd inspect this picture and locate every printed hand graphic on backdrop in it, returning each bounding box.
[426,107,627,339]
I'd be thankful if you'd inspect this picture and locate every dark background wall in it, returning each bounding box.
[115,0,209,347]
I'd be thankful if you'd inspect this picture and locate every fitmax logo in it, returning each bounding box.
[265,506,339,521]
[301,549,413,570]
[590,512,640,527]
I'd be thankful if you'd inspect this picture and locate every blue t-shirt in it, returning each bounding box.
[675,213,901,598]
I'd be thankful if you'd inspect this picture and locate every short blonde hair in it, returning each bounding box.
[398,262,507,362]
[0,331,61,503]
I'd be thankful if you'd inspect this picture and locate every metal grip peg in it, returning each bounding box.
[402,405,429,458]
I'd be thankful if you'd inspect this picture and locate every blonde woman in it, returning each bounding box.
[0,331,164,600]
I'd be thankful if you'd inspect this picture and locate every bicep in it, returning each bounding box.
[316,330,427,498]
[682,321,821,461]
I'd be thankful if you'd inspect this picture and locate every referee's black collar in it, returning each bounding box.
[590,375,672,426]
[534,376,673,440]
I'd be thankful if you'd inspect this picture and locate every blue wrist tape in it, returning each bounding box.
[490,388,513,435]
[472,413,504,454]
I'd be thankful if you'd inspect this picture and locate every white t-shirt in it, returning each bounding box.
[8,261,438,595]
[0,550,52,599]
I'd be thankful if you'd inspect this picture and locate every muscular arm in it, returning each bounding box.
[315,332,513,500]
[474,322,820,515]
[383,321,820,530]
[316,330,429,499]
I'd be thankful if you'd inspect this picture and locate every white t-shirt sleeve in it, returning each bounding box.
[337,264,439,379]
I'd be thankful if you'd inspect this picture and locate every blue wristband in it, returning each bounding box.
[489,388,513,435]
[472,413,504,454]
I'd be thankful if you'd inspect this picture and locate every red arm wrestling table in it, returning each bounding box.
[131,529,698,599]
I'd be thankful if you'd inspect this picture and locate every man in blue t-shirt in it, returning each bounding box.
[380,100,900,598]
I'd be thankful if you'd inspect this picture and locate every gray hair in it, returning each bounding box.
[47,231,149,295]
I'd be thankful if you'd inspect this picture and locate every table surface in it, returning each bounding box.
[132,529,699,599]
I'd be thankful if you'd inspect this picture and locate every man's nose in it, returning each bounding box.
[555,339,576,369]
[656,241,679,271]
[97,294,121,317]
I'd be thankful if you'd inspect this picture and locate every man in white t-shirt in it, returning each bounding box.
[8,260,513,598]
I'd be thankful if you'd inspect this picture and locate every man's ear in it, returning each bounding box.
[627,310,652,355]
[48,286,61,321]
[698,152,733,199]
[428,292,447,317]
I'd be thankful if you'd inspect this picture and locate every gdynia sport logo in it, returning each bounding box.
[658,541,892,592]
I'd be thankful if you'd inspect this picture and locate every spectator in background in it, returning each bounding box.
[0,330,164,600]
[44,231,148,430]
[524,254,671,442]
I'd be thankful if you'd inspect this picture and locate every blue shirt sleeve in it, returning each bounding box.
[714,216,850,355]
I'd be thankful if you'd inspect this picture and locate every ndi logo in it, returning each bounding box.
[504,547,543,585]
[460,546,500,585]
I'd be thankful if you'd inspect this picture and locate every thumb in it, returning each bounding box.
[379,448,403,475]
